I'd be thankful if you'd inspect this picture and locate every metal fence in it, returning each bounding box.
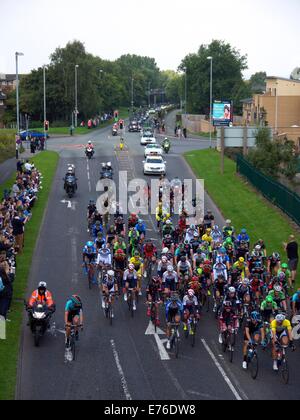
[237,155,300,226]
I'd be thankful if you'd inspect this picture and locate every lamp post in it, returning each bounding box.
[131,77,134,114]
[43,65,47,150]
[184,67,187,117]
[207,56,213,148]
[15,52,24,135]
[275,82,278,134]
[75,64,79,128]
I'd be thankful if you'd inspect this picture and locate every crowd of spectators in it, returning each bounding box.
[0,160,42,320]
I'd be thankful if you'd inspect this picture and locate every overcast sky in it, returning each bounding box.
[1,0,299,79]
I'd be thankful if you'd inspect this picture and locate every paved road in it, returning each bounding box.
[16,121,300,400]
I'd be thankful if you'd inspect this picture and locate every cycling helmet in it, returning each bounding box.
[226,238,232,244]
[170,294,179,303]
[226,220,231,225]
[239,257,245,263]
[281,263,288,269]
[86,241,94,248]
[166,220,172,225]
[190,224,196,230]
[296,289,300,295]
[266,295,274,304]
[250,311,261,322]
[274,284,282,292]
[241,228,247,234]
[272,252,280,259]
[107,270,114,277]
[255,245,261,251]
[107,162,112,168]
[228,287,236,294]
[191,276,199,282]
[162,248,169,254]
[129,264,135,271]
[194,232,199,238]
[187,289,195,298]
[180,256,187,263]
[220,247,226,254]
[71,295,82,308]
[134,251,140,257]
[162,256,168,263]
[152,276,160,284]
[167,265,174,272]
[278,272,286,280]
[275,314,286,323]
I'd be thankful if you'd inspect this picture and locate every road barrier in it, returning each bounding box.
[237,155,300,226]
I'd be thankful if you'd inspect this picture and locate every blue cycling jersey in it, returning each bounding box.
[65,299,82,312]
[83,245,97,256]
[292,293,300,303]
[135,223,146,234]
[165,300,184,317]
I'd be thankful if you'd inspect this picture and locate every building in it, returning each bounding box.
[242,77,300,148]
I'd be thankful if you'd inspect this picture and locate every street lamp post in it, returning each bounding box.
[131,77,134,114]
[75,64,79,128]
[43,65,47,149]
[15,52,24,135]
[184,67,187,117]
[207,56,213,148]
[275,82,278,134]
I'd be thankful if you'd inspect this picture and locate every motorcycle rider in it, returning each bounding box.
[27,282,55,328]
[64,165,77,191]
[85,140,95,157]
[162,137,171,153]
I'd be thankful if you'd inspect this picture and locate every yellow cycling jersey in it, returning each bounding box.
[202,234,212,243]
[130,257,143,269]
[270,320,292,334]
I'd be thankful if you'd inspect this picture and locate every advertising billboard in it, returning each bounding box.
[213,100,233,127]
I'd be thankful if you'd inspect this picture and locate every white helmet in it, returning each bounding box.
[188,289,195,298]
[275,314,286,323]
[229,287,236,294]
[274,284,282,292]
[88,140,92,144]
[38,281,47,289]
[129,264,135,270]
[107,270,114,277]
[162,248,169,254]
[167,265,174,272]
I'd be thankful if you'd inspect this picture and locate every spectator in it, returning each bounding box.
[183,128,187,139]
[17,160,24,174]
[284,235,299,288]
[0,266,13,320]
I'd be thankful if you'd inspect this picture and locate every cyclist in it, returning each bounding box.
[183,289,200,334]
[211,225,223,245]
[165,294,184,350]
[223,220,235,240]
[233,257,250,279]
[177,256,193,279]
[162,220,174,237]
[277,263,292,289]
[114,236,127,255]
[237,228,250,247]
[242,311,266,370]
[268,284,287,313]
[129,251,144,296]
[97,244,112,275]
[213,259,228,282]
[123,264,138,311]
[260,295,278,323]
[156,203,163,229]
[185,224,197,243]
[82,241,97,278]
[135,219,147,241]
[291,289,300,316]
[92,220,103,240]
[203,209,215,229]
[128,213,139,230]
[213,275,226,313]
[158,256,170,278]
[267,252,281,276]
[143,239,157,274]
[87,200,97,232]
[65,295,83,348]
[162,265,179,297]
[270,314,295,371]
[146,276,162,326]
[128,228,140,256]
[101,270,118,315]
[94,231,106,251]
[115,215,125,236]
[106,225,116,248]
[218,301,238,344]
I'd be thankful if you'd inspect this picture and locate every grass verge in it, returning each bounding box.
[185,149,300,287]
[0,151,59,400]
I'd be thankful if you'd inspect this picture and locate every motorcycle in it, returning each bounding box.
[100,170,113,180]
[85,147,94,159]
[162,142,170,154]
[26,302,53,347]
[112,128,118,137]
[64,175,76,198]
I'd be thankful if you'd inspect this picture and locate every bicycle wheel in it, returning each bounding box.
[88,266,93,290]
[150,304,157,333]
[281,359,289,385]
[175,335,180,359]
[191,321,197,348]
[70,336,76,362]
[109,304,113,326]
[222,333,227,353]
[249,352,259,380]
[229,332,235,363]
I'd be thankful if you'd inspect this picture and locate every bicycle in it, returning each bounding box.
[115,269,124,296]
[84,261,96,290]
[185,316,198,348]
[221,325,237,363]
[104,293,115,326]
[275,342,290,384]
[127,289,135,318]
[65,325,82,362]
[169,322,180,358]
[246,342,259,380]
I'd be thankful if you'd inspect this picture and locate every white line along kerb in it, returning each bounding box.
[110,339,132,400]
[201,339,243,401]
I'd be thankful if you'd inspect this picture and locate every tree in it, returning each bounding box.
[249,72,267,94]
[248,128,299,180]
[179,40,250,115]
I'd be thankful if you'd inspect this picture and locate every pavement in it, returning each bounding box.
[15,114,300,400]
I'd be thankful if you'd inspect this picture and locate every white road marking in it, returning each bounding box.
[110,339,132,401]
[187,390,220,400]
[201,339,243,401]
[145,321,170,361]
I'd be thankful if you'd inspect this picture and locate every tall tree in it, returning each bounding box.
[179,40,250,115]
